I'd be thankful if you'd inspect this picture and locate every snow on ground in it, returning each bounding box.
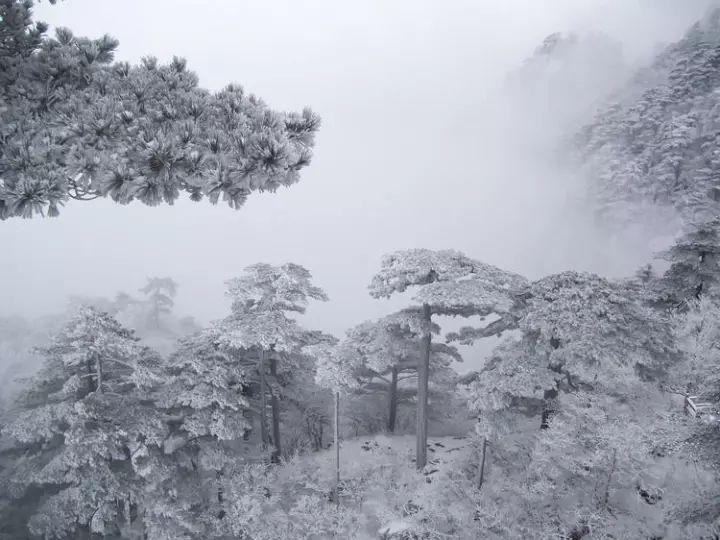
[273,434,478,539]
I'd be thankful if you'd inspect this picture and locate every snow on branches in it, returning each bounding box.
[0,2,320,219]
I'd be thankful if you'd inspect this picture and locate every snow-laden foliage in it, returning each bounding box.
[578,8,720,225]
[462,270,720,538]
[673,296,720,400]
[369,249,526,467]
[659,218,720,304]
[469,271,676,412]
[369,249,478,298]
[211,435,479,539]
[217,263,329,353]
[310,340,361,393]
[140,329,252,539]
[156,330,250,445]
[0,0,319,219]
[216,262,329,356]
[369,249,526,315]
[225,262,328,314]
[331,311,464,434]
[344,310,458,375]
[214,309,309,354]
[1,306,165,539]
[212,263,330,462]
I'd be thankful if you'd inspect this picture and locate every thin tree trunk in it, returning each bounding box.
[416,303,432,470]
[86,358,94,393]
[478,437,488,489]
[258,349,268,456]
[540,400,554,429]
[96,355,103,394]
[269,354,282,463]
[123,498,132,536]
[387,366,398,433]
[216,471,226,519]
[334,390,340,508]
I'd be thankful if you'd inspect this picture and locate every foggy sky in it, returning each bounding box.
[2,0,717,370]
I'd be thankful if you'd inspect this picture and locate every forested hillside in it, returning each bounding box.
[579,8,720,228]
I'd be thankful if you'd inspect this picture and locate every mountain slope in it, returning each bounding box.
[578,8,720,228]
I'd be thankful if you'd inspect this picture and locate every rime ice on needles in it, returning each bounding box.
[225,263,328,315]
[369,249,525,468]
[216,263,328,354]
[2,306,163,538]
[0,1,320,219]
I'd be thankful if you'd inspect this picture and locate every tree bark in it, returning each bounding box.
[416,303,432,470]
[95,354,103,394]
[123,498,132,535]
[258,350,269,456]
[269,354,282,463]
[86,358,94,393]
[478,437,488,489]
[387,366,398,433]
[334,391,340,508]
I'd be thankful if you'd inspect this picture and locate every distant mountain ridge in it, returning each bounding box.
[505,31,628,140]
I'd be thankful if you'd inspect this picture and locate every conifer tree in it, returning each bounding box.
[142,329,252,539]
[578,8,720,224]
[140,276,178,330]
[214,263,328,462]
[369,249,526,469]
[1,306,163,539]
[344,310,462,433]
[659,218,720,304]
[466,272,679,537]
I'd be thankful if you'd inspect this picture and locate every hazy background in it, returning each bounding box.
[2,0,717,370]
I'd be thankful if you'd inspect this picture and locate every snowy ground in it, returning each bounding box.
[273,434,478,539]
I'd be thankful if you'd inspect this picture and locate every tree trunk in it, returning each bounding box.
[387,366,399,433]
[216,471,226,519]
[123,498,132,536]
[86,358,94,393]
[478,437,488,489]
[334,390,340,508]
[540,400,555,430]
[96,355,103,394]
[416,303,432,470]
[79,524,92,540]
[258,350,268,456]
[269,354,282,463]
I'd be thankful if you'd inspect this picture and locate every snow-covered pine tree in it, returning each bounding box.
[369,249,526,469]
[142,328,252,539]
[139,277,178,330]
[0,0,319,219]
[466,272,683,537]
[659,217,720,304]
[343,310,462,433]
[279,337,339,454]
[1,306,164,539]
[307,339,360,507]
[672,295,720,401]
[578,8,720,226]
[214,263,328,462]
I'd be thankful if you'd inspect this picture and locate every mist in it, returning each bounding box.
[2,0,717,371]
